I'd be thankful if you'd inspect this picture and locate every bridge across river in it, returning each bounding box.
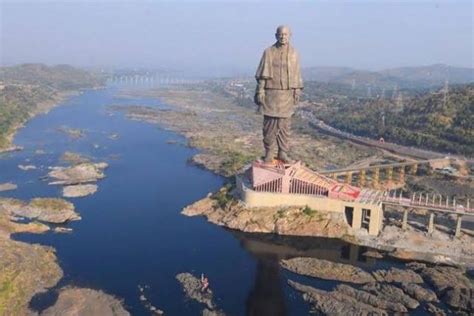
[320,158,453,188]
[381,190,472,238]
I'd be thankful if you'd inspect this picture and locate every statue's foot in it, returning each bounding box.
[262,149,274,164]
[277,152,294,164]
[263,154,274,164]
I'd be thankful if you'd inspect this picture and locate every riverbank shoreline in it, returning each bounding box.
[0,90,82,154]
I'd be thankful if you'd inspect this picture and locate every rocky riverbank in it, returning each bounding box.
[38,287,130,316]
[0,197,130,315]
[182,186,474,267]
[0,91,78,155]
[285,258,473,315]
[182,189,349,239]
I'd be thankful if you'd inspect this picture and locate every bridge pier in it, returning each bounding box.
[372,168,380,188]
[428,212,435,235]
[345,172,353,184]
[386,167,393,182]
[455,215,463,238]
[358,170,366,187]
[402,207,408,230]
[398,167,405,182]
[410,164,418,175]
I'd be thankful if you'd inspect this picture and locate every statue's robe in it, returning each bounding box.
[255,43,303,155]
[255,43,303,118]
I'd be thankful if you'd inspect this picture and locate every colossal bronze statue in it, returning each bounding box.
[254,25,303,163]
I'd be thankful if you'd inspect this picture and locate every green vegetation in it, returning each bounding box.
[220,152,256,175]
[306,84,474,156]
[0,64,104,151]
[301,205,325,221]
[302,205,317,216]
[211,184,235,209]
[275,207,289,219]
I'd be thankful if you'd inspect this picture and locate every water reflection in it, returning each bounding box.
[234,231,381,315]
[234,231,377,268]
[246,256,286,316]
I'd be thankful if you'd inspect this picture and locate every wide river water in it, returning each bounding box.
[1,86,405,315]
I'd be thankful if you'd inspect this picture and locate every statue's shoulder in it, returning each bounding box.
[264,44,278,54]
[288,44,300,54]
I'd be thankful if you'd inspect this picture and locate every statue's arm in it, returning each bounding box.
[293,88,303,104]
[254,79,266,107]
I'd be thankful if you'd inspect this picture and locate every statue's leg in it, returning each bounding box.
[263,115,277,161]
[276,117,291,159]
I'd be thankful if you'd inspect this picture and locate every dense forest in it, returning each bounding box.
[309,83,473,156]
[0,64,104,149]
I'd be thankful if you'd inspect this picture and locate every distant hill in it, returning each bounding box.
[310,83,473,156]
[0,63,104,90]
[303,64,474,89]
[0,64,104,150]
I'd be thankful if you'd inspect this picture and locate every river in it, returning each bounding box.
[1,86,406,315]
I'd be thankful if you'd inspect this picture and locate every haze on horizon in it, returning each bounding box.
[1,0,472,76]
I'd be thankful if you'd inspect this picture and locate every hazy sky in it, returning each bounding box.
[1,0,472,75]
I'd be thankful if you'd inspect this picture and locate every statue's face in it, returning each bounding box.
[275,27,290,45]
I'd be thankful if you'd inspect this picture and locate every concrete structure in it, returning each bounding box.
[237,161,384,236]
[237,160,473,238]
[320,157,452,188]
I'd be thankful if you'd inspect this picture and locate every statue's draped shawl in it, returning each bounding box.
[255,43,304,89]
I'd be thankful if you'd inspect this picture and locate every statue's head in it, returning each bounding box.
[275,25,291,46]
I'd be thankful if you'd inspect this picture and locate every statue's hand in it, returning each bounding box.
[293,89,302,104]
[254,91,265,107]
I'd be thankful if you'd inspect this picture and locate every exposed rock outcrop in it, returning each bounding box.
[361,283,420,310]
[39,287,130,316]
[288,280,387,315]
[372,267,423,284]
[18,164,36,171]
[414,265,474,312]
[336,284,407,312]
[0,197,80,223]
[47,162,108,185]
[182,194,349,239]
[176,273,214,310]
[60,151,91,165]
[0,183,17,192]
[62,184,98,198]
[176,273,226,315]
[281,257,375,284]
[399,282,437,303]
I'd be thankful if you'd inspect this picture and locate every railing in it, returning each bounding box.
[382,190,473,215]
